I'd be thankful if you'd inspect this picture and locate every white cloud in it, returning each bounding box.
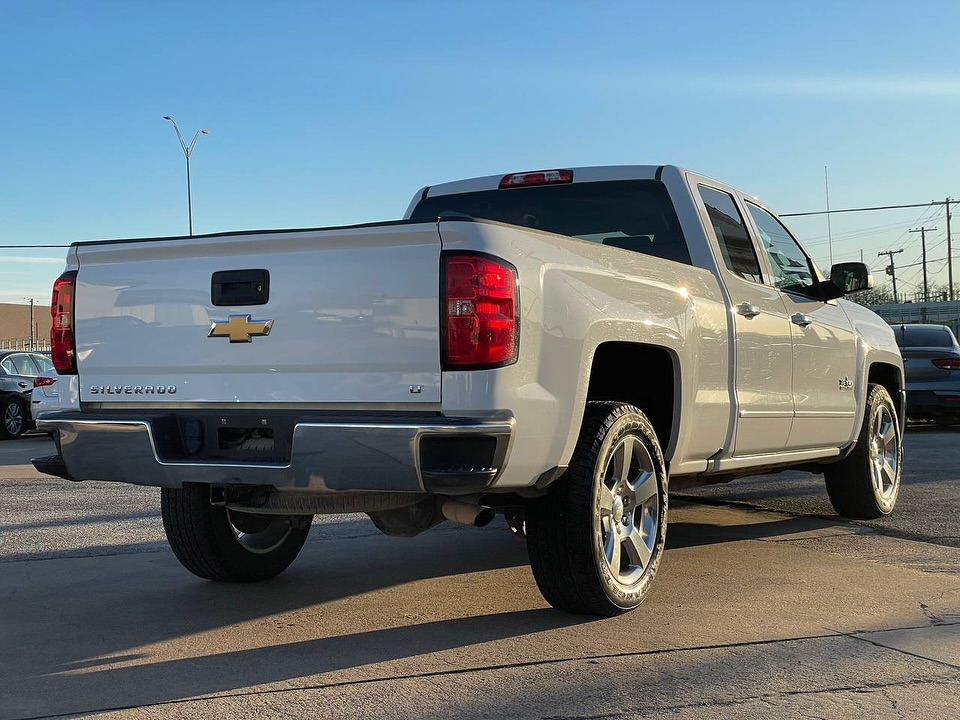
[575,68,960,100]
[733,75,960,99]
[0,290,54,303]
[0,256,68,264]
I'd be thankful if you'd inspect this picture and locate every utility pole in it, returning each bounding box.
[910,226,937,302]
[947,198,954,301]
[878,249,904,303]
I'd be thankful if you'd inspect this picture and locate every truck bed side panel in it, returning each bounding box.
[435,220,729,488]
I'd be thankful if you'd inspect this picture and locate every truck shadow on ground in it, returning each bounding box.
[4,524,594,717]
[24,608,588,717]
[666,502,843,550]
[2,510,832,717]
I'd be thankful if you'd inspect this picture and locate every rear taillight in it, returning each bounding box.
[51,271,77,374]
[33,377,56,388]
[442,253,518,369]
[932,358,960,370]
[499,169,573,189]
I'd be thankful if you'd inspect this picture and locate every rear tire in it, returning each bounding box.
[161,483,312,582]
[0,397,27,439]
[525,402,668,617]
[824,384,902,519]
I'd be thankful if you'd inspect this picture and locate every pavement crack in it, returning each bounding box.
[827,625,960,672]
[20,628,959,720]
[878,685,907,720]
[538,677,957,720]
[919,602,944,624]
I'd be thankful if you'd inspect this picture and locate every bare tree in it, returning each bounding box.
[848,282,894,307]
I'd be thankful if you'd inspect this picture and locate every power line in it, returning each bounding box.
[782,200,946,217]
[877,205,944,255]
[897,254,949,270]
[803,218,930,246]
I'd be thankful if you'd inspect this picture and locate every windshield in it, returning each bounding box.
[411,180,691,265]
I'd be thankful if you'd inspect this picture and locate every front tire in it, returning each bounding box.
[526,402,668,617]
[824,384,902,519]
[0,397,27,439]
[161,483,312,582]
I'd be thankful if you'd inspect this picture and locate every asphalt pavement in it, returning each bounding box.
[1,432,959,719]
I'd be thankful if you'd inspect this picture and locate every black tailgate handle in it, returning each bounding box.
[211,269,270,306]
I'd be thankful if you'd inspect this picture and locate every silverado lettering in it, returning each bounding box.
[89,385,176,395]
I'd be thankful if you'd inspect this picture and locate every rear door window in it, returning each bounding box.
[697,185,763,283]
[412,180,691,265]
[32,354,55,375]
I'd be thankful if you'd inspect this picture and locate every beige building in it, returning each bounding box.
[0,302,52,351]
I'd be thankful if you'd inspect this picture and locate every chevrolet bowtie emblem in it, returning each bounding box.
[208,315,274,343]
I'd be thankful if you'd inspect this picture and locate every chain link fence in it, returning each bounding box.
[0,338,51,352]
[867,300,960,338]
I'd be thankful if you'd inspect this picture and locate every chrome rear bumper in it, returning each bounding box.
[35,411,514,494]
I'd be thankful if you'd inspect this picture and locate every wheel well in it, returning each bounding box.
[585,342,676,452]
[868,362,903,421]
[3,394,27,411]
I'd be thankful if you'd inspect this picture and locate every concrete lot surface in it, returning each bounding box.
[1,434,959,719]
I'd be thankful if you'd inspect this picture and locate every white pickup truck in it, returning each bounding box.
[35,165,904,617]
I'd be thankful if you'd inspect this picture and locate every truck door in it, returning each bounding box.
[742,202,859,450]
[697,185,794,456]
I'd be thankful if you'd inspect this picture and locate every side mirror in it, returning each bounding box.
[822,262,874,300]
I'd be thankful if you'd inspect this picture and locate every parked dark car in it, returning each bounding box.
[893,323,960,422]
[0,350,53,439]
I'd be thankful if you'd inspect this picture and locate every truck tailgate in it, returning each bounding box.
[72,223,442,405]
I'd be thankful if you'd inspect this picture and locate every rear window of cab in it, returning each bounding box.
[411,180,692,265]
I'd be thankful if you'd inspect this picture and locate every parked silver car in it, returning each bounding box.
[0,351,55,439]
[31,368,60,423]
[893,323,960,422]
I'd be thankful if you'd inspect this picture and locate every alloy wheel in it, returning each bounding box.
[4,402,24,437]
[227,511,295,554]
[869,403,899,502]
[596,434,661,587]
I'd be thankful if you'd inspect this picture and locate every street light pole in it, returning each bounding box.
[23,298,34,350]
[163,116,210,236]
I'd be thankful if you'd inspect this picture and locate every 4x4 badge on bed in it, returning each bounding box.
[838,376,853,391]
[208,315,274,343]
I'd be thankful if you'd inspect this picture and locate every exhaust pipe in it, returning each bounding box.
[441,499,496,527]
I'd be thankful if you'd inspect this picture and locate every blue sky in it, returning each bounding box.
[2,0,960,305]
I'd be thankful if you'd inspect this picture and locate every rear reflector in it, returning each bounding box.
[442,253,518,369]
[51,271,78,374]
[33,377,56,388]
[499,169,573,189]
[932,358,960,370]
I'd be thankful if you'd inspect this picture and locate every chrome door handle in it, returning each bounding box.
[18,381,30,388]
[736,303,761,319]
[791,313,813,328]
